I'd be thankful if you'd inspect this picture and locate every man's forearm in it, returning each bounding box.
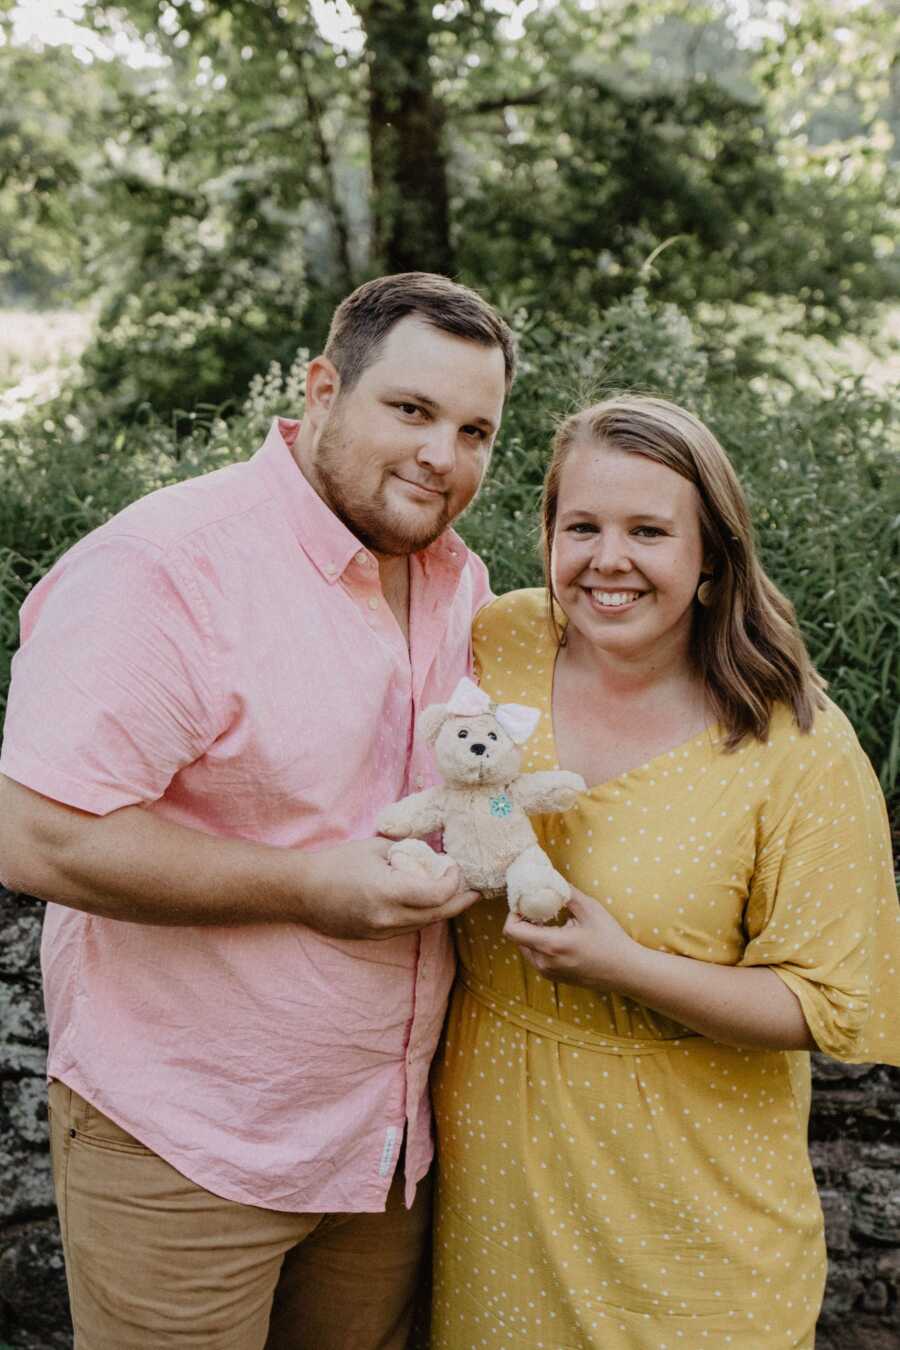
[0,775,300,925]
[0,774,478,937]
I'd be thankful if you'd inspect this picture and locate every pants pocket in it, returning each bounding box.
[50,1079,156,1156]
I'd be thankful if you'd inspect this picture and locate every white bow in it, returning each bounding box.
[445,677,540,745]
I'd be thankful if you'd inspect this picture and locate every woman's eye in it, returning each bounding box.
[457,728,469,739]
[488,731,498,741]
[569,523,596,535]
[397,403,421,416]
[634,525,664,538]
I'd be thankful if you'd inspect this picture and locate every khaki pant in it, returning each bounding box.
[48,1081,430,1350]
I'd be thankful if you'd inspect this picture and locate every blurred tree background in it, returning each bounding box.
[0,0,898,815]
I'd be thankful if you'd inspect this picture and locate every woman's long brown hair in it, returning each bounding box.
[541,395,826,748]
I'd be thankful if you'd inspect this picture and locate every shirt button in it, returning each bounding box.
[415,775,425,788]
[356,551,369,566]
[324,562,336,575]
[368,597,378,610]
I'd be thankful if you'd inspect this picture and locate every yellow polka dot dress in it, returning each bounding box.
[430,590,900,1350]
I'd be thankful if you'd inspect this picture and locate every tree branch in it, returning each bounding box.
[455,87,550,117]
[255,0,355,290]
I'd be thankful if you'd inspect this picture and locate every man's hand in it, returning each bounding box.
[297,837,479,940]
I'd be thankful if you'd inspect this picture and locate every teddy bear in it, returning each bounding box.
[376,677,585,923]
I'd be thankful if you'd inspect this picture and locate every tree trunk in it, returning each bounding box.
[357,0,454,276]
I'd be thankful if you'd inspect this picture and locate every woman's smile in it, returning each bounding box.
[583,586,647,612]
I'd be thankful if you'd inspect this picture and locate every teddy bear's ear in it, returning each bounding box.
[420,703,450,745]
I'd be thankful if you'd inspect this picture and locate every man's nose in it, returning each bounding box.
[417,425,457,475]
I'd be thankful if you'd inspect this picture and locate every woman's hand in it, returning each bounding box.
[503,885,815,1049]
[502,887,639,991]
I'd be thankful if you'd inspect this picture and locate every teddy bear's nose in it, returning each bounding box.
[470,743,487,756]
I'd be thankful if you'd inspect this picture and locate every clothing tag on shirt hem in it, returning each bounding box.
[378,1126,399,1177]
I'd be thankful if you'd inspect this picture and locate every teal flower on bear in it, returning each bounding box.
[489,792,513,819]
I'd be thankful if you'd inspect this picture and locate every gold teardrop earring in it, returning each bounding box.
[697,578,714,607]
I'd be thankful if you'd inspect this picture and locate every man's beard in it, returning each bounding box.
[312,414,451,557]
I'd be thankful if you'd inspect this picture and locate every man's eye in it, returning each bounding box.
[462,425,487,441]
[397,403,421,416]
[488,731,498,741]
[457,728,469,739]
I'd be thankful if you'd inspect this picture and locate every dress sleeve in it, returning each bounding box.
[739,716,900,1065]
[468,550,494,618]
[0,534,223,814]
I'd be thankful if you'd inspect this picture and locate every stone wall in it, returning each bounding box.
[0,890,66,1350]
[1,884,898,1349]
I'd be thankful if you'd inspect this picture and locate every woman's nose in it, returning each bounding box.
[591,531,630,571]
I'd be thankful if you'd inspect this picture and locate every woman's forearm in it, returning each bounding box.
[504,891,817,1052]
[619,943,815,1050]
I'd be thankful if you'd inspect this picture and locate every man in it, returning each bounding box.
[0,272,515,1349]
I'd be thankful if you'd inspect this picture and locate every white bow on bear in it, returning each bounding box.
[445,677,540,746]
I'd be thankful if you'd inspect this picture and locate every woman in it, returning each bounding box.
[430,395,900,1349]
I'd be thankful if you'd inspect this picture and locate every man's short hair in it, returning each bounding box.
[324,272,517,395]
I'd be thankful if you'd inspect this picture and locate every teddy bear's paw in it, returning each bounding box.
[376,804,412,838]
[542,770,587,811]
[388,839,453,880]
[506,845,570,923]
[512,886,568,925]
[556,771,587,804]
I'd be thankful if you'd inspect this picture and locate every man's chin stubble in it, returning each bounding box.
[313,449,449,555]
[339,501,450,558]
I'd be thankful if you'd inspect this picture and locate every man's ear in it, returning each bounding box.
[305,356,341,430]
[420,705,450,745]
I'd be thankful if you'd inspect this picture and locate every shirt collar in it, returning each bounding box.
[253,417,469,586]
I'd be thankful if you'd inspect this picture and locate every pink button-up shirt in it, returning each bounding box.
[0,418,491,1212]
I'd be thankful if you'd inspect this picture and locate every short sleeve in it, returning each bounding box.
[740,717,900,1065]
[467,549,494,620]
[0,534,222,814]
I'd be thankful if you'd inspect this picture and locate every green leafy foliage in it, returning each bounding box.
[0,41,109,304]
[79,197,310,421]
[456,77,896,333]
